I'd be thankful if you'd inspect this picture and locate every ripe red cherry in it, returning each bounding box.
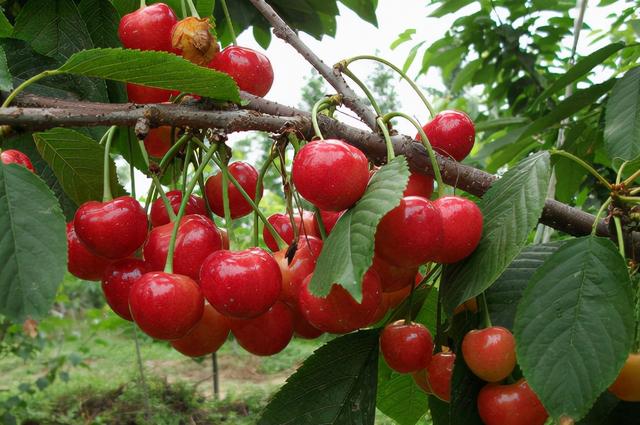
[149,190,207,227]
[1,150,35,172]
[292,140,369,211]
[199,248,282,319]
[274,236,323,305]
[380,321,434,373]
[375,196,443,268]
[143,126,173,158]
[263,211,317,252]
[313,209,344,236]
[385,283,413,309]
[205,161,261,219]
[118,3,178,52]
[101,258,148,321]
[427,351,455,402]
[127,83,177,104]
[298,269,382,334]
[229,301,294,356]
[433,196,483,264]
[462,326,516,382]
[477,379,548,425]
[403,172,433,198]
[416,110,475,162]
[412,369,432,394]
[208,46,274,97]
[372,255,418,293]
[288,302,323,339]
[66,222,112,281]
[129,271,204,340]
[74,196,148,259]
[609,353,640,401]
[171,303,230,357]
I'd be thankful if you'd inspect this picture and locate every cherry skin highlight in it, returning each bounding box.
[171,303,230,357]
[101,258,148,321]
[208,46,274,97]
[477,379,548,425]
[380,321,434,373]
[205,161,261,219]
[433,196,483,264]
[118,3,178,52]
[462,326,517,382]
[416,110,475,161]
[263,211,317,252]
[1,149,34,172]
[427,351,456,402]
[149,190,207,227]
[66,222,112,281]
[229,301,294,356]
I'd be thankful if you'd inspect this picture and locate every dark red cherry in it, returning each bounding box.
[118,3,178,52]
[149,190,207,227]
[372,254,418,293]
[129,271,204,340]
[127,83,178,104]
[433,196,483,264]
[101,258,148,321]
[199,248,282,319]
[171,303,230,357]
[313,209,344,236]
[403,172,434,198]
[477,379,548,425]
[66,222,112,281]
[263,211,318,252]
[292,140,369,211]
[415,110,475,162]
[208,46,274,97]
[462,326,516,382]
[288,302,323,339]
[1,149,34,172]
[273,236,323,305]
[380,320,434,373]
[144,126,173,158]
[74,196,148,259]
[412,369,432,394]
[229,301,294,356]
[427,351,455,402]
[205,161,261,219]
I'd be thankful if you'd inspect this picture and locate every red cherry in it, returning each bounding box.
[199,248,282,319]
[416,110,475,162]
[313,209,344,236]
[143,126,173,158]
[129,271,204,340]
[101,258,148,321]
[74,196,148,259]
[462,326,516,383]
[288,302,323,339]
[1,150,35,172]
[66,222,112,281]
[149,190,208,227]
[403,172,433,198]
[208,46,274,97]
[274,236,323,305]
[171,303,230,357]
[118,3,178,52]
[292,140,369,211]
[144,215,224,281]
[298,269,382,334]
[433,196,483,264]
[609,353,640,401]
[427,351,455,402]
[412,369,432,393]
[385,284,413,309]
[205,161,261,219]
[263,211,317,252]
[127,83,177,104]
[380,320,434,373]
[478,379,548,425]
[229,301,294,356]
[372,254,418,293]
[375,196,443,268]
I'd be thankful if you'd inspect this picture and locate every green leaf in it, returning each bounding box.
[0,45,12,92]
[429,0,475,17]
[253,24,272,50]
[402,41,425,73]
[339,0,378,26]
[429,396,450,425]
[514,236,635,422]
[0,163,66,321]
[604,67,640,161]
[79,0,121,48]
[377,358,428,425]
[33,128,126,205]
[441,152,551,315]
[309,156,410,301]
[473,117,530,132]
[414,287,439,334]
[57,48,241,103]
[450,348,484,425]
[196,0,215,17]
[390,29,416,50]
[0,10,13,36]
[451,58,482,92]
[258,330,379,425]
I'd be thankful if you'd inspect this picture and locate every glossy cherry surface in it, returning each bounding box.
[372,254,418,293]
[403,172,433,198]
[129,271,204,340]
[477,379,548,425]
[416,110,475,161]
[298,269,382,334]
[292,140,369,211]
[127,83,177,104]
[313,209,344,236]
[66,222,112,281]
[118,3,178,52]
[609,353,640,401]
[101,258,148,321]
[229,301,294,356]
[144,126,173,158]
[208,46,274,97]
[205,161,261,219]
[74,196,148,259]
[412,369,432,394]
[288,302,324,339]
[1,149,35,172]
[149,190,208,227]
[380,321,434,373]
[199,247,282,319]
[375,196,443,268]
[274,236,323,305]
[263,211,317,252]
[434,196,483,264]
[462,326,516,382]
[427,352,455,402]
[171,303,230,357]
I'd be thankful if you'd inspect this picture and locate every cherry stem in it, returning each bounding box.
[144,185,157,215]
[217,152,236,249]
[191,151,216,222]
[180,0,187,17]
[617,195,640,204]
[181,142,194,190]
[616,161,629,185]
[101,126,117,202]
[405,277,417,324]
[150,174,177,222]
[614,215,626,258]
[623,167,640,187]
[341,67,382,117]
[311,96,340,140]
[287,132,301,153]
[314,207,327,240]
[159,133,192,170]
[480,292,493,328]
[591,198,611,236]
[341,55,435,118]
[279,150,299,241]
[127,130,136,198]
[139,0,146,8]
[376,117,395,161]
[132,325,152,419]
[219,0,237,46]
[383,111,445,197]
[551,150,611,190]
[2,69,62,108]
[253,149,277,247]
[185,0,200,17]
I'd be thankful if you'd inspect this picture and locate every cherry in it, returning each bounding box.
[385,283,413,309]
[171,303,230,357]
[144,127,173,158]
[273,236,323,305]
[127,83,177,104]
[289,302,323,339]
[372,254,418,293]
[199,247,282,319]
[205,161,261,219]
[101,258,148,321]
[412,369,432,394]
[403,172,434,198]
[298,269,382,334]
[433,196,483,264]
[370,296,390,324]
[149,190,207,227]
[118,3,178,52]
[453,297,478,315]
[313,209,344,236]
[129,271,204,340]
[208,46,274,97]
[477,379,548,425]
[375,196,443,268]
[380,320,434,373]
[462,326,516,382]
[609,352,640,401]
[229,301,294,356]
[144,214,224,281]
[427,351,455,402]
[415,110,475,162]
[66,222,112,281]
[74,196,148,259]
[263,211,317,252]
[292,140,369,211]
[1,150,35,172]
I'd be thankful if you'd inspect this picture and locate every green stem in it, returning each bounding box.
[617,195,640,204]
[181,142,194,190]
[159,133,192,170]
[383,111,445,197]
[102,126,117,202]
[180,0,187,17]
[342,55,435,118]
[341,68,382,117]
[139,0,146,8]
[623,168,640,187]
[137,138,150,169]
[2,70,62,108]
[219,0,237,45]
[591,198,612,236]
[404,280,417,324]
[614,215,626,258]
[218,154,235,249]
[617,161,629,185]
[253,150,276,247]
[311,97,339,139]
[376,117,395,161]
[191,151,215,220]
[151,175,177,222]
[127,130,136,199]
[480,292,493,328]
[287,132,301,153]
[551,150,611,189]
[314,207,327,240]
[185,0,199,17]
[144,185,157,215]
